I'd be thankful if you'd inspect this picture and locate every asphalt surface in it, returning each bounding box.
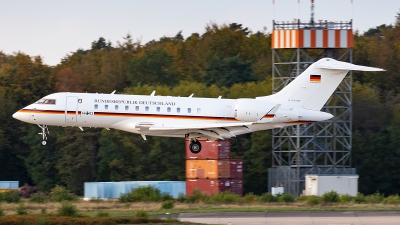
[177,211,400,225]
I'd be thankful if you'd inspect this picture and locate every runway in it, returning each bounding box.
[178,211,400,225]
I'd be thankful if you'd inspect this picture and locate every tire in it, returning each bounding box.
[41,140,47,146]
[189,140,202,154]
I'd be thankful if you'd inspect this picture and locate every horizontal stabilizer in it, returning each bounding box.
[316,60,385,71]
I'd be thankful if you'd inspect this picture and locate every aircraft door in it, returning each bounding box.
[65,96,78,123]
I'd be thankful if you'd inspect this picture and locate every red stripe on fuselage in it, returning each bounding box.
[18,109,239,122]
[263,114,275,119]
[18,109,64,115]
[93,112,238,121]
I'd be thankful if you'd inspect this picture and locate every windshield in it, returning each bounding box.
[34,99,56,105]
[34,99,45,104]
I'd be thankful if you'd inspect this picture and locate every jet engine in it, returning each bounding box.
[274,108,299,122]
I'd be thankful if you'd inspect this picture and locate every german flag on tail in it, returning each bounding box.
[310,74,321,83]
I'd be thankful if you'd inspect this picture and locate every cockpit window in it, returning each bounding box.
[35,99,56,104]
[43,99,56,104]
[35,99,45,104]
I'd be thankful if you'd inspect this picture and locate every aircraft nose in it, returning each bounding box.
[13,110,26,122]
[13,112,19,119]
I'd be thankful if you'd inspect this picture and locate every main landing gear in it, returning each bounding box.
[38,124,49,146]
[189,139,202,154]
[189,139,201,154]
[186,134,202,154]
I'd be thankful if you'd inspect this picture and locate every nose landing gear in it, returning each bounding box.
[38,124,49,146]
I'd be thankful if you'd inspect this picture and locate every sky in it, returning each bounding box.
[0,0,399,66]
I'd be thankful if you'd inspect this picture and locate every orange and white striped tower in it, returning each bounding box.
[271,27,353,49]
[268,0,356,196]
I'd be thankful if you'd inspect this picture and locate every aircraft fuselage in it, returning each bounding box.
[13,58,384,152]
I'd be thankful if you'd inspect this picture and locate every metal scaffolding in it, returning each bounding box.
[268,20,356,196]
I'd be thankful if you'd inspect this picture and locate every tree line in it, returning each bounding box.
[1,18,400,195]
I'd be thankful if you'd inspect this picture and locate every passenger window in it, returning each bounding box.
[135,106,139,111]
[105,105,108,110]
[94,104,98,109]
[167,107,171,112]
[197,108,201,113]
[115,105,119,110]
[177,107,180,113]
[188,108,191,113]
[125,105,129,111]
[157,107,160,112]
[145,106,149,112]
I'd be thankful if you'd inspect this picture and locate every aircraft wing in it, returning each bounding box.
[112,119,255,141]
[131,122,254,141]
[148,122,253,131]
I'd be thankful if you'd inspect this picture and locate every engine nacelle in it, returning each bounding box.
[235,99,276,122]
[274,109,299,122]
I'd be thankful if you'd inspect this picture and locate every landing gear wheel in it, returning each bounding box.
[189,140,202,154]
[41,140,47,146]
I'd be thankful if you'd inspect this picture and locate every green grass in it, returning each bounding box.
[82,203,400,217]
[0,214,189,225]
[5,197,400,220]
[150,205,400,214]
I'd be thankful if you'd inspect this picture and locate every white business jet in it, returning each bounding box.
[13,58,384,153]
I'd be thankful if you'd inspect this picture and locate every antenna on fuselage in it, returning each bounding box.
[189,93,194,98]
[111,90,116,94]
[150,90,156,96]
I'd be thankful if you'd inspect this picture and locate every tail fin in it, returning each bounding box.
[257,58,385,111]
